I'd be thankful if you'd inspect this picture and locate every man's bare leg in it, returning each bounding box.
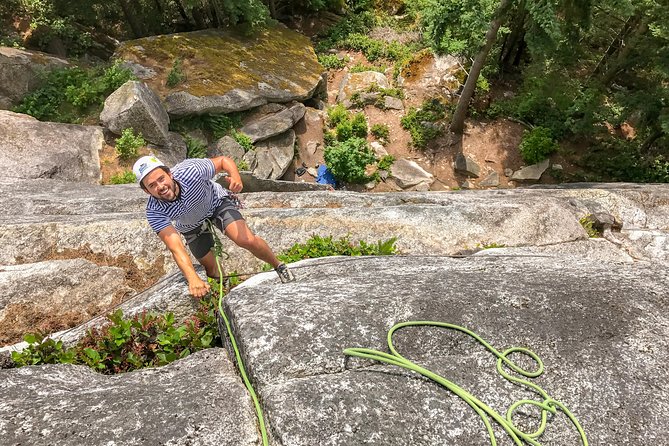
[224,220,282,268]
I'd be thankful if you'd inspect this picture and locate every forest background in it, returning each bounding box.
[1,0,667,183]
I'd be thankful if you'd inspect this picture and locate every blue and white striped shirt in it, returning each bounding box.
[145,159,230,234]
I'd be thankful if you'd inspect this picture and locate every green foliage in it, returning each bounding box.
[371,123,390,142]
[327,103,350,127]
[324,136,376,183]
[115,129,145,160]
[109,170,137,184]
[275,234,399,264]
[400,98,447,149]
[477,242,506,249]
[519,127,558,165]
[377,154,395,171]
[350,63,387,73]
[237,159,250,171]
[579,216,601,238]
[13,62,135,123]
[315,11,376,53]
[166,58,186,88]
[171,113,242,140]
[579,138,669,183]
[232,131,254,152]
[185,137,208,159]
[318,54,349,69]
[12,296,220,374]
[350,112,368,137]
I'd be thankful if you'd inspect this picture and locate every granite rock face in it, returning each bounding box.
[0,111,103,183]
[0,349,261,446]
[227,255,669,445]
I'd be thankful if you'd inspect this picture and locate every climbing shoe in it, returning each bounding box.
[275,263,295,283]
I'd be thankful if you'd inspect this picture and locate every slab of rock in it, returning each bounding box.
[454,153,480,178]
[370,141,388,157]
[212,135,246,163]
[511,158,550,181]
[390,158,434,188]
[479,171,500,187]
[226,172,331,193]
[114,26,324,116]
[0,349,261,445]
[100,80,170,146]
[227,255,669,445]
[239,102,306,143]
[251,130,296,179]
[0,47,68,109]
[402,53,464,104]
[384,95,404,110]
[337,71,390,103]
[0,259,130,346]
[0,111,102,183]
[148,131,187,167]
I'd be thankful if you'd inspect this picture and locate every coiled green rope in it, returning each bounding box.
[344,321,589,446]
[208,221,269,446]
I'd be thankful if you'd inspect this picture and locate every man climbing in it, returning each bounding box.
[133,155,295,298]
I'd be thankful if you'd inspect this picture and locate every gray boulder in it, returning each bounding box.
[212,135,246,163]
[479,171,500,187]
[0,349,261,445]
[454,153,481,178]
[114,26,324,117]
[384,96,404,110]
[148,131,187,168]
[100,80,170,145]
[227,255,669,445]
[337,71,390,103]
[251,130,296,180]
[0,47,68,109]
[0,110,102,183]
[511,159,550,181]
[239,102,306,143]
[390,158,434,189]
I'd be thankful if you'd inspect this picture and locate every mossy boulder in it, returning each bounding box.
[114,25,325,117]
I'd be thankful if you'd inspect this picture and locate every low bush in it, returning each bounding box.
[377,154,395,171]
[519,127,558,165]
[400,98,447,149]
[371,123,390,142]
[232,131,254,152]
[115,129,145,160]
[324,136,376,183]
[12,295,220,374]
[318,54,348,70]
[277,234,398,264]
[166,58,186,87]
[185,136,207,158]
[14,61,135,123]
[109,170,137,184]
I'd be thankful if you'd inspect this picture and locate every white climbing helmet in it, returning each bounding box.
[133,155,165,186]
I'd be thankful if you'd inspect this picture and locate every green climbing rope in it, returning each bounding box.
[344,321,589,446]
[208,221,269,446]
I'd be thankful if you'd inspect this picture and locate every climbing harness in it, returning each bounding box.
[344,321,589,446]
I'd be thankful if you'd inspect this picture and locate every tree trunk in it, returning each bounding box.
[450,0,513,134]
[173,0,191,25]
[267,0,277,19]
[641,129,664,152]
[599,14,649,87]
[499,0,527,72]
[117,0,144,38]
[590,12,640,79]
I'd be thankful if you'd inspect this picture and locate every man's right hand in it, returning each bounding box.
[188,277,211,298]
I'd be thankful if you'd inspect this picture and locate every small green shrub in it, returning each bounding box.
[12,296,220,374]
[14,61,135,123]
[185,136,207,158]
[166,58,186,87]
[115,129,145,160]
[109,170,137,184]
[170,113,242,140]
[371,123,390,142]
[232,131,254,152]
[350,112,368,138]
[400,98,447,149]
[314,11,376,53]
[377,154,395,171]
[519,127,558,165]
[327,103,349,127]
[478,242,506,249]
[579,215,601,238]
[324,136,376,183]
[350,63,386,73]
[237,159,249,171]
[318,54,348,69]
[276,234,399,264]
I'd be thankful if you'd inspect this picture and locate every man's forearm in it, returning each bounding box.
[171,248,200,282]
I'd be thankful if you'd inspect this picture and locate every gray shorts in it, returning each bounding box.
[182,199,244,259]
